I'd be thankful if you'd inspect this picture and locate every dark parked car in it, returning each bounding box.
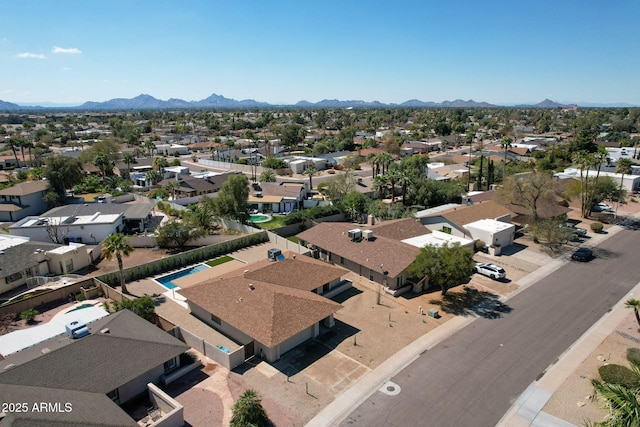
[571,247,593,262]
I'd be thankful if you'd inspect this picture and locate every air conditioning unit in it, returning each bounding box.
[362,230,374,241]
[347,228,362,241]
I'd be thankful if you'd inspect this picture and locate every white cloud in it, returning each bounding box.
[61,67,72,71]
[17,52,46,59]
[52,46,81,54]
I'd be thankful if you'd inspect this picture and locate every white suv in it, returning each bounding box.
[475,263,506,280]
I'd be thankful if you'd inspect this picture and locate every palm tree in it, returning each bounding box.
[500,136,513,163]
[303,167,317,190]
[259,169,277,183]
[6,138,21,168]
[397,168,411,205]
[145,170,161,186]
[589,380,640,426]
[617,158,634,190]
[143,140,156,158]
[372,175,388,199]
[165,181,179,200]
[377,152,394,175]
[367,153,380,178]
[152,156,169,176]
[102,234,134,294]
[93,152,115,177]
[230,390,269,427]
[121,152,135,177]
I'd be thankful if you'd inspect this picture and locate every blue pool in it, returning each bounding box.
[155,264,209,290]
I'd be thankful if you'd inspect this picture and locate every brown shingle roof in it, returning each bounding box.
[0,180,48,196]
[296,221,422,278]
[243,257,347,292]
[438,200,514,228]
[179,277,341,347]
[371,217,432,240]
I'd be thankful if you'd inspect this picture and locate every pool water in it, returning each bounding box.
[250,214,271,223]
[156,264,209,290]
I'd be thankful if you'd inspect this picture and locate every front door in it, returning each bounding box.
[244,341,255,360]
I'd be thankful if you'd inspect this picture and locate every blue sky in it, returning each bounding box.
[1,0,639,105]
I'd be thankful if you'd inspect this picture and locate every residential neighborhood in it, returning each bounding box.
[0,103,639,427]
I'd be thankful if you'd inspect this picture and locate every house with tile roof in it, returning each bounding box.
[0,180,49,222]
[296,218,431,294]
[178,255,346,362]
[0,309,188,427]
[248,181,308,213]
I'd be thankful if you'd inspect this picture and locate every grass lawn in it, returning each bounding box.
[76,192,101,202]
[205,255,234,267]
[287,236,300,244]
[254,215,286,230]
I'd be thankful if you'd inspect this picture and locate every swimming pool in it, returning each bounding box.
[250,214,272,223]
[155,264,209,290]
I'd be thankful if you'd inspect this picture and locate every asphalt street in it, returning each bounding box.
[340,230,640,427]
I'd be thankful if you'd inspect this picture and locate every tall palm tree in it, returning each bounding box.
[165,181,179,200]
[372,175,388,200]
[93,152,115,177]
[121,152,135,177]
[143,140,156,158]
[500,136,513,163]
[230,390,269,427]
[6,138,21,168]
[152,156,169,176]
[302,167,317,190]
[377,152,394,175]
[617,158,634,190]
[102,234,134,294]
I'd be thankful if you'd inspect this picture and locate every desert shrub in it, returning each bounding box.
[598,364,639,389]
[627,348,640,367]
[20,308,39,323]
[474,240,486,252]
[180,351,197,366]
[590,222,604,233]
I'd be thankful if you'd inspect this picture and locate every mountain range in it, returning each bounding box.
[0,94,633,111]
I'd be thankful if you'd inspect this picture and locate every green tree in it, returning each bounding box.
[499,171,556,222]
[165,181,180,200]
[93,152,115,177]
[617,158,634,190]
[156,219,202,249]
[302,167,317,190]
[102,234,134,294]
[281,123,304,147]
[152,156,169,175]
[261,156,287,169]
[324,173,355,202]
[44,155,84,198]
[230,389,269,427]
[212,174,249,220]
[143,140,157,158]
[259,169,277,183]
[341,191,371,222]
[121,152,136,177]
[184,199,218,234]
[407,243,475,296]
[500,136,513,163]
[109,296,156,322]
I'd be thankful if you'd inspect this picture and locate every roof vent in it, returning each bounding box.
[41,348,50,354]
[100,328,110,334]
[249,284,255,290]
[3,364,15,371]
[90,212,101,221]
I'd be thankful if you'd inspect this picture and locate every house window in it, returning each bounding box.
[211,314,221,325]
[7,272,22,284]
[441,226,452,234]
[340,256,345,265]
[164,358,177,373]
[25,267,33,278]
[397,276,403,288]
[369,269,374,281]
[65,259,74,273]
[107,388,119,403]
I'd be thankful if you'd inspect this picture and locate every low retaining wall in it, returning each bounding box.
[0,277,96,316]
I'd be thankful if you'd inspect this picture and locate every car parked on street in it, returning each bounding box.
[475,263,506,280]
[571,247,594,262]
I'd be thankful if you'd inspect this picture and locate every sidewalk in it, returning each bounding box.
[306,224,626,427]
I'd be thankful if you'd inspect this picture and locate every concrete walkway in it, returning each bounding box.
[306,224,628,427]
